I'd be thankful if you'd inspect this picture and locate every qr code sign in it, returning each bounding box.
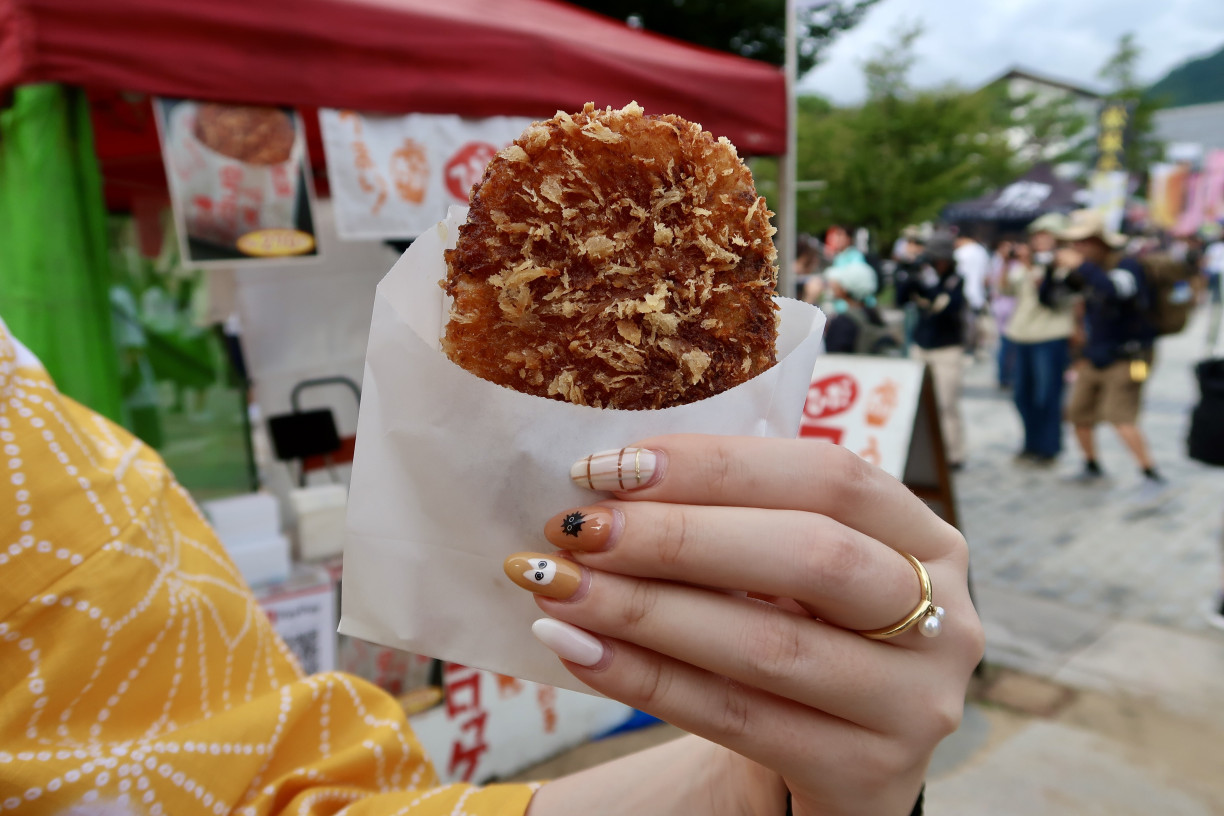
[260,583,337,675]
[284,630,322,675]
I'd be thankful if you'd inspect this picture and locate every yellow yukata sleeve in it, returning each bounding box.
[0,322,537,816]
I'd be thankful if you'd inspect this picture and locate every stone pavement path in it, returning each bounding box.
[922,308,1224,814]
[955,309,1222,632]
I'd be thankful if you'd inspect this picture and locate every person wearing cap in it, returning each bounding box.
[824,260,899,355]
[897,231,968,468]
[1056,209,1165,493]
[1001,212,1075,466]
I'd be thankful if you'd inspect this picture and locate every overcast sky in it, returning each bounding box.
[798,0,1224,104]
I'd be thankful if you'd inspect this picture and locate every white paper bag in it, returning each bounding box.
[340,207,827,694]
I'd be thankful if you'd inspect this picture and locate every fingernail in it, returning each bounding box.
[532,618,606,667]
[504,553,585,600]
[570,447,660,492]
[545,506,622,551]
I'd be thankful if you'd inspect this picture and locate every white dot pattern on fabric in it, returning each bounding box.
[0,325,534,815]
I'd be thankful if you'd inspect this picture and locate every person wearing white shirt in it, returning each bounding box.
[954,234,991,355]
[954,235,990,310]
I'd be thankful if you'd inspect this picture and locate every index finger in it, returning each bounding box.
[571,434,962,562]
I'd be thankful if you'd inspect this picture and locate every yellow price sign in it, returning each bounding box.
[236,229,316,258]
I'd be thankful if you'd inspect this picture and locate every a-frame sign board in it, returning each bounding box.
[800,356,959,527]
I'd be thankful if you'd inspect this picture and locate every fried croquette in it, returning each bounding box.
[195,104,295,165]
[442,102,779,410]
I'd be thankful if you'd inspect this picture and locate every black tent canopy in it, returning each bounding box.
[944,163,1084,225]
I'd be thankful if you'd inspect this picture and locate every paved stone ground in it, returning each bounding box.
[955,310,1223,632]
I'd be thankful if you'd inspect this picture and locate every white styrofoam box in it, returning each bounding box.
[201,492,281,549]
[226,533,292,588]
[257,564,336,675]
[289,484,348,561]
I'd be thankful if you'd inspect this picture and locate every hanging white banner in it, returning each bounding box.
[1088,170,1129,235]
[319,110,534,240]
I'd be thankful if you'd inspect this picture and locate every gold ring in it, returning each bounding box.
[856,553,945,640]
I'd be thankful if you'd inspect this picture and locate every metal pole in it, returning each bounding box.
[776,0,798,300]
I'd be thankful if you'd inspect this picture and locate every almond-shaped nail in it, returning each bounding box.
[570,447,659,492]
[545,506,621,551]
[532,618,606,667]
[504,553,584,600]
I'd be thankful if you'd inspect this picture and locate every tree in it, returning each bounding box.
[989,85,1094,167]
[1097,33,1164,173]
[779,24,1018,247]
[567,0,881,74]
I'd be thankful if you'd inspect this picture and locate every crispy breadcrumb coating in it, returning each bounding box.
[194,104,295,165]
[442,102,778,410]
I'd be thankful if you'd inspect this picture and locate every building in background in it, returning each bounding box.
[986,67,1104,172]
[1154,101,1224,163]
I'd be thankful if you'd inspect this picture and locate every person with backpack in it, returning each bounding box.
[1056,210,1166,499]
[823,260,900,356]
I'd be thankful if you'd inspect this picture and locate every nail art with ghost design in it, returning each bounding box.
[503,553,584,600]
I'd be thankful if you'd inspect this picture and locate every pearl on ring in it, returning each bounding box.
[857,554,944,640]
[920,606,944,636]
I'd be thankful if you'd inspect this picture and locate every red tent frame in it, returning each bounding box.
[1,0,786,211]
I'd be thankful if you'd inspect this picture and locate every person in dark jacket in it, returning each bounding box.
[897,231,968,467]
[1057,210,1165,498]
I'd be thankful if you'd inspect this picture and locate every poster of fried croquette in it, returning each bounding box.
[154,98,321,266]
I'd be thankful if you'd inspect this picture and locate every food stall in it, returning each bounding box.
[0,0,786,781]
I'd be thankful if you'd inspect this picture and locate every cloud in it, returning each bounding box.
[799,0,1224,104]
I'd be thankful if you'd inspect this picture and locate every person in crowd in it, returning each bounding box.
[953,232,991,358]
[1056,210,1165,498]
[825,224,867,268]
[794,234,823,302]
[893,230,928,354]
[1202,223,1224,348]
[1184,233,1205,285]
[808,225,866,304]
[898,232,968,469]
[988,239,1017,388]
[823,260,899,356]
[0,318,981,816]
[1004,214,1075,466]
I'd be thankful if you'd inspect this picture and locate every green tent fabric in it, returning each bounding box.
[0,84,123,422]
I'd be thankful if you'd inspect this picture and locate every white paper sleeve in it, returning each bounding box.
[340,207,827,693]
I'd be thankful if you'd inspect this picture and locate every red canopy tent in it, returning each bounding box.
[0,0,789,430]
[1,0,786,211]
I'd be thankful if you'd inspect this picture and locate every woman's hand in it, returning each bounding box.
[508,435,984,816]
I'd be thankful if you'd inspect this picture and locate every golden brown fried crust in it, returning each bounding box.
[442,102,778,410]
[195,104,295,165]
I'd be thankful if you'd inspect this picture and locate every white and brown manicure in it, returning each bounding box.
[570,447,659,492]
[504,554,583,600]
